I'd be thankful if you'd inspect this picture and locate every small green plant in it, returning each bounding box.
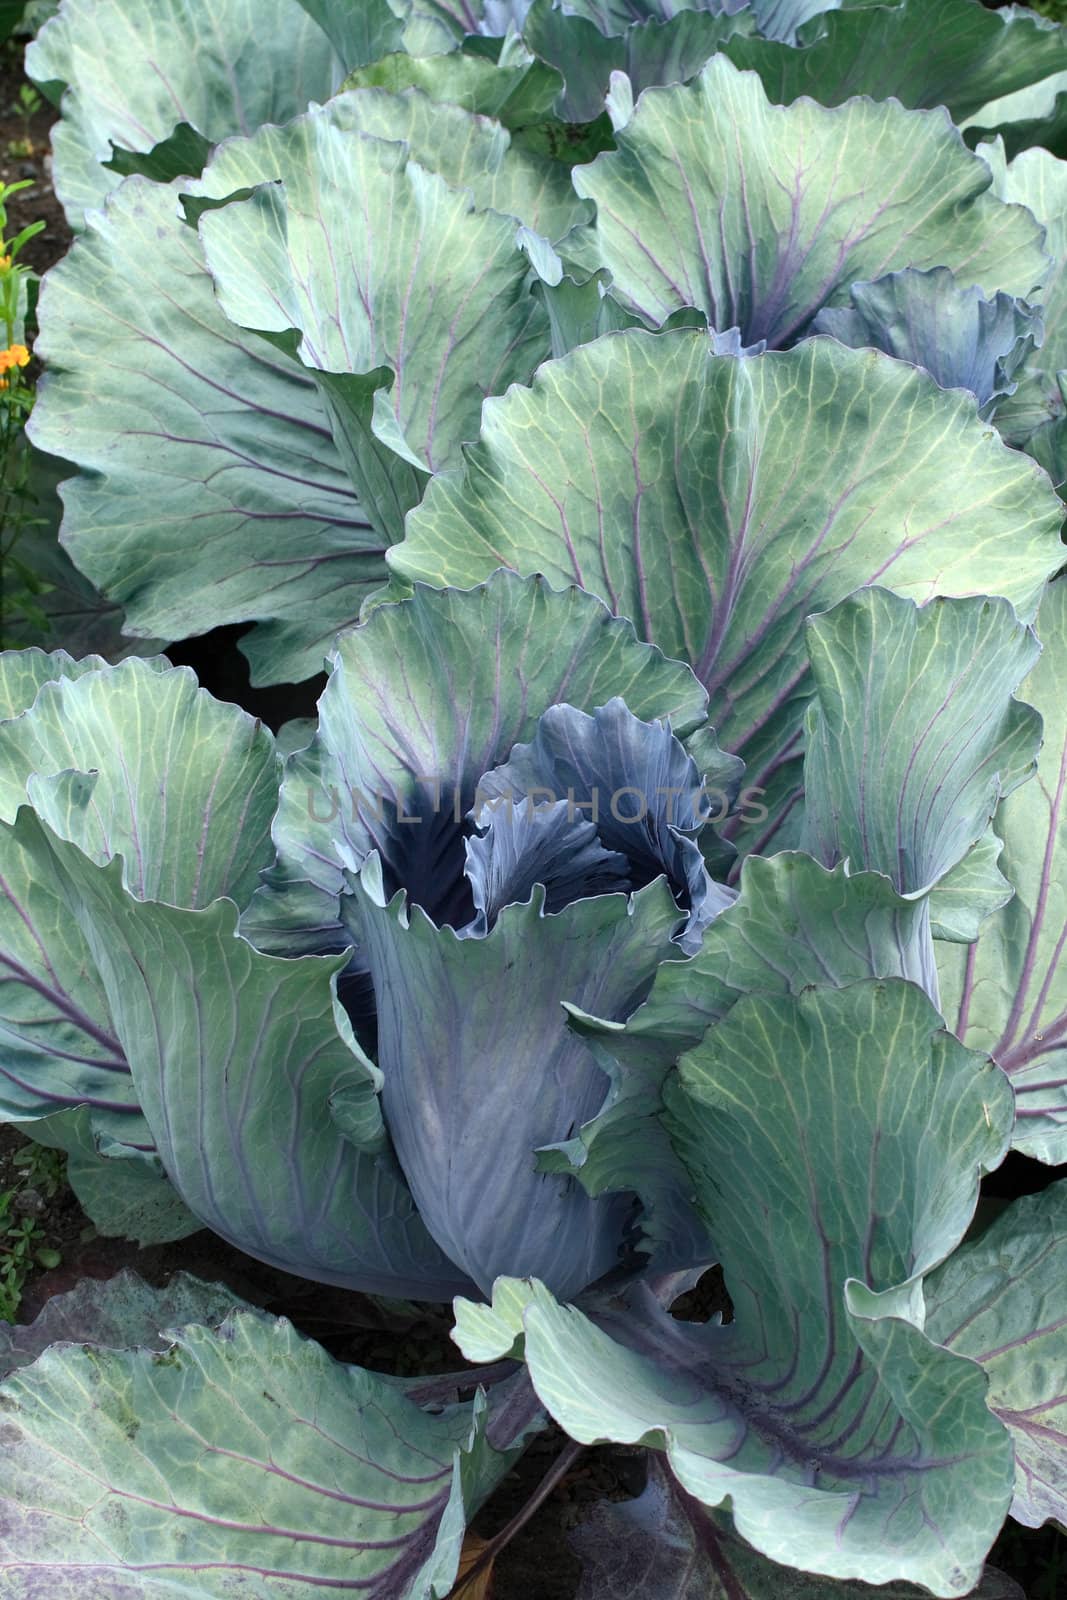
[9,1139,65,1199]
[0,176,48,645]
[6,81,41,156]
[0,1141,64,1322]
[4,81,39,157]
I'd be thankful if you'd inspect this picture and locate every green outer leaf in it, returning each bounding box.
[256,571,707,930]
[938,581,1067,1164]
[523,0,754,125]
[571,1456,1026,1599]
[802,590,1041,899]
[26,177,382,689]
[509,109,615,168]
[0,646,136,723]
[565,55,1048,347]
[559,594,1044,1231]
[458,982,1016,1595]
[195,88,590,261]
[590,853,937,1057]
[308,365,431,547]
[65,1145,200,1245]
[291,0,404,67]
[0,1311,514,1597]
[0,661,275,1161]
[342,46,563,128]
[197,127,548,533]
[394,332,1063,853]
[0,658,169,1160]
[275,718,317,761]
[965,65,1067,130]
[552,0,746,30]
[0,808,149,1151]
[967,77,1067,164]
[553,853,939,1236]
[724,0,1067,123]
[981,144,1067,450]
[48,837,474,1301]
[929,830,1016,947]
[672,976,1011,1295]
[1024,410,1067,492]
[452,1276,537,1365]
[750,0,884,48]
[0,656,278,908]
[925,1182,1067,1530]
[531,263,642,359]
[25,0,341,229]
[0,1269,250,1379]
[38,69,587,681]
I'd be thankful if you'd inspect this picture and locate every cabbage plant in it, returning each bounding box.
[0,0,1066,1595]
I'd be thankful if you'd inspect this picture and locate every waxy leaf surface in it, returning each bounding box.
[565,56,1048,347]
[802,590,1040,933]
[198,121,548,539]
[457,982,1015,1594]
[396,332,1063,849]
[0,660,276,1162]
[926,1182,1067,1529]
[811,270,1040,416]
[725,0,1067,122]
[981,144,1067,466]
[939,581,1067,1163]
[49,839,471,1301]
[27,178,381,687]
[523,0,753,123]
[26,0,340,228]
[353,868,683,1298]
[0,1311,512,1597]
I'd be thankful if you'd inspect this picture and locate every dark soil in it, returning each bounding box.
[0,24,1064,1600]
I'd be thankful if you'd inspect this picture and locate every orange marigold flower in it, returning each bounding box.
[0,342,30,372]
